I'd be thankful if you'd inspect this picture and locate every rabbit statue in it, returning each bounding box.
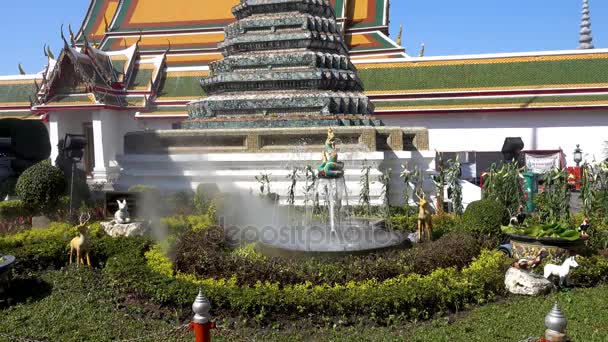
[114,199,131,224]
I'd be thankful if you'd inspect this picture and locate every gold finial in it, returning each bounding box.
[397,25,403,46]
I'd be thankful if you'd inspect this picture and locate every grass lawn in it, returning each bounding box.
[1,268,607,342]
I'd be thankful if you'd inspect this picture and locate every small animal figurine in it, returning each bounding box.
[114,199,131,224]
[578,218,590,238]
[416,192,433,242]
[509,205,527,226]
[69,212,92,267]
[514,248,548,270]
[544,256,579,287]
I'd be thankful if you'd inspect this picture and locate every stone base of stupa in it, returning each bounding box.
[124,126,429,154]
[116,126,435,205]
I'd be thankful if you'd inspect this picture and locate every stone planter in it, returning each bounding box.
[508,233,587,260]
[0,254,15,297]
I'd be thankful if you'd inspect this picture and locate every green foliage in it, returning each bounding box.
[535,167,570,223]
[144,243,174,277]
[447,157,463,215]
[409,232,482,274]
[378,168,392,219]
[432,214,464,239]
[569,255,608,287]
[481,161,525,214]
[194,183,220,213]
[174,229,484,287]
[231,243,266,262]
[166,190,195,216]
[501,222,580,241]
[15,160,66,214]
[432,154,448,214]
[462,199,509,237]
[162,215,213,235]
[388,214,417,232]
[359,163,372,216]
[0,221,148,272]
[286,168,300,206]
[0,200,31,219]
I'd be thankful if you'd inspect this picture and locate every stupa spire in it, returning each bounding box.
[186,0,377,129]
[579,0,594,49]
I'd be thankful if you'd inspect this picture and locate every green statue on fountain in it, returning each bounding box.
[317,128,344,179]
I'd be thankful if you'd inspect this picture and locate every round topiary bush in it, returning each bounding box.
[15,160,66,214]
[462,199,509,237]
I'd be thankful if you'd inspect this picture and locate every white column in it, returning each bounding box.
[92,111,108,181]
[48,114,60,166]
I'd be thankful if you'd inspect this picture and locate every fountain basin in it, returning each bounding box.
[257,220,410,258]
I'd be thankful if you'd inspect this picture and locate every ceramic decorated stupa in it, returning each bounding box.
[185,0,380,129]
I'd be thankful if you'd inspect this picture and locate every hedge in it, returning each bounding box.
[0,200,31,220]
[102,246,512,322]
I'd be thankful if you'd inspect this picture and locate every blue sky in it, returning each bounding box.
[0,0,605,75]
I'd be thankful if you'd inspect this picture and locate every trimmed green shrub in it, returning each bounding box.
[432,214,463,239]
[569,255,608,287]
[173,228,485,287]
[462,199,509,237]
[106,247,512,323]
[389,214,417,231]
[0,200,31,219]
[15,160,66,214]
[410,232,481,274]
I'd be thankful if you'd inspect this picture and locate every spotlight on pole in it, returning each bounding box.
[501,137,524,162]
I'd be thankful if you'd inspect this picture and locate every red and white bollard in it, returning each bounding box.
[190,290,215,342]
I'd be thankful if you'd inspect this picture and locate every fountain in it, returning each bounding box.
[256,128,408,257]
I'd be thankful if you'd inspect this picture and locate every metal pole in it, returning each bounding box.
[69,160,75,218]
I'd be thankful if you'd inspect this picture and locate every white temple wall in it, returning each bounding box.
[377,109,608,166]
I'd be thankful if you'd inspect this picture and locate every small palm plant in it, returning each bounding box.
[255,172,272,196]
[359,162,372,217]
[400,162,412,212]
[447,156,463,215]
[286,167,301,206]
[378,168,392,219]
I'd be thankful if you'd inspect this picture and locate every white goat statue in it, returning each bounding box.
[114,199,131,224]
[543,256,579,287]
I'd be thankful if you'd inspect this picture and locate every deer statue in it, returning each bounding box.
[114,199,131,224]
[69,212,92,267]
[416,192,433,242]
